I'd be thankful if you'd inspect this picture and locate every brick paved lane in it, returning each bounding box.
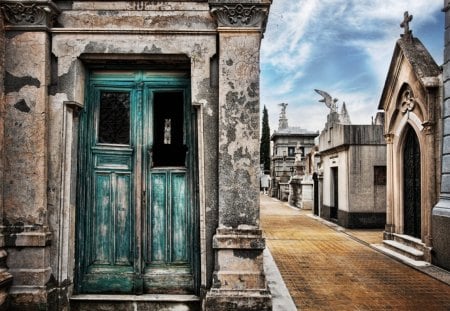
[260,194,450,311]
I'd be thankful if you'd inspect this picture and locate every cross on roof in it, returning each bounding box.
[400,11,413,41]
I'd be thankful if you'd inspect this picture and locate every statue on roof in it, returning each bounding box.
[400,11,413,42]
[315,89,338,113]
[278,103,289,130]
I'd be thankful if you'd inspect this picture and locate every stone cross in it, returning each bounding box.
[400,11,413,41]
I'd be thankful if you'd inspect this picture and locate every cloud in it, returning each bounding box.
[261,0,443,132]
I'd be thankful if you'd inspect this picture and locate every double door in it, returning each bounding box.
[76,71,198,294]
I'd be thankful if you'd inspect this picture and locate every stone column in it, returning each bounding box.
[432,1,450,271]
[383,133,395,240]
[0,12,13,310]
[205,1,272,310]
[0,1,59,308]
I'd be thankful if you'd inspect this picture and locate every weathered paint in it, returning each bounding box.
[77,70,197,295]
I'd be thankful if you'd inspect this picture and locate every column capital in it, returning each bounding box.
[384,133,395,144]
[0,1,60,31]
[209,1,270,31]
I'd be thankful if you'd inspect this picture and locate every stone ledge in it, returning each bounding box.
[204,288,272,311]
[213,234,265,249]
[3,232,51,247]
[70,294,200,302]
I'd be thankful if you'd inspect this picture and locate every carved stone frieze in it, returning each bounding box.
[0,1,60,29]
[210,3,268,28]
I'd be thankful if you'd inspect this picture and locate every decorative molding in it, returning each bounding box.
[422,121,434,135]
[210,3,268,28]
[0,1,60,29]
[384,133,395,144]
[400,87,416,114]
[443,2,450,12]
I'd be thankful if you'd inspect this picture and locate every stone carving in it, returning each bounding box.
[0,2,59,27]
[400,11,413,41]
[315,89,338,113]
[384,133,394,144]
[211,4,268,27]
[278,103,288,130]
[400,87,416,114]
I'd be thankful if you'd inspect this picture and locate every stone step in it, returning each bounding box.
[383,239,424,261]
[372,244,430,267]
[70,294,201,311]
[392,233,425,251]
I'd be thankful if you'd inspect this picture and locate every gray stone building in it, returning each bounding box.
[0,0,272,310]
[318,103,387,228]
[434,0,450,272]
[270,103,318,201]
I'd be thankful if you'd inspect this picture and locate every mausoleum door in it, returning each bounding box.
[403,126,421,238]
[77,71,197,294]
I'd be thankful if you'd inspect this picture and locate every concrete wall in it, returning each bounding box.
[319,121,386,228]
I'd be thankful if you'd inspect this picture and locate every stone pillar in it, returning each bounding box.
[205,1,272,310]
[383,133,395,240]
[432,0,450,271]
[0,1,59,308]
[0,11,13,310]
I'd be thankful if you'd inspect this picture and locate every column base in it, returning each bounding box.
[383,224,395,240]
[432,199,450,271]
[206,228,272,310]
[204,289,272,311]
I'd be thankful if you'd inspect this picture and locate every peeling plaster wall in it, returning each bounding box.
[50,14,218,296]
[0,14,5,224]
[3,32,49,226]
[218,33,261,228]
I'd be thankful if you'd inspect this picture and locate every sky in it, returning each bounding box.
[260,0,444,133]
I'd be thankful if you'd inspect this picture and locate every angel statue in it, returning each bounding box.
[315,89,338,113]
[279,102,288,116]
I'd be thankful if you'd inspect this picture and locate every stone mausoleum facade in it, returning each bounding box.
[318,107,387,229]
[0,0,272,310]
[270,104,318,201]
[378,15,442,263]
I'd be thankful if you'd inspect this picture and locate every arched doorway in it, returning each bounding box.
[403,125,421,238]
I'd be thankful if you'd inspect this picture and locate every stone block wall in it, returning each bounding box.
[432,1,450,271]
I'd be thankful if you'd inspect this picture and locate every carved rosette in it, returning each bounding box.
[400,87,416,114]
[0,1,60,29]
[210,3,269,28]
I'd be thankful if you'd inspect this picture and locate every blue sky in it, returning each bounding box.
[261,0,444,132]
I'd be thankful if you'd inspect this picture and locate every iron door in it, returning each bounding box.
[403,127,421,238]
[76,71,197,294]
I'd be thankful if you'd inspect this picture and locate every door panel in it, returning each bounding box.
[77,71,197,295]
[171,172,187,262]
[150,172,167,263]
[403,126,421,238]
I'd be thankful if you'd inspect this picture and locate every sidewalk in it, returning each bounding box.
[260,194,450,311]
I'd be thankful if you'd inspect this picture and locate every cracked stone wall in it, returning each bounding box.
[0,14,4,225]
[49,1,219,299]
[218,34,261,228]
[3,29,52,307]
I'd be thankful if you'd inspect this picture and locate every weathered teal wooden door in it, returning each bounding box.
[76,71,198,294]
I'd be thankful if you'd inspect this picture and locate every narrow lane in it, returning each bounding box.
[260,194,450,311]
